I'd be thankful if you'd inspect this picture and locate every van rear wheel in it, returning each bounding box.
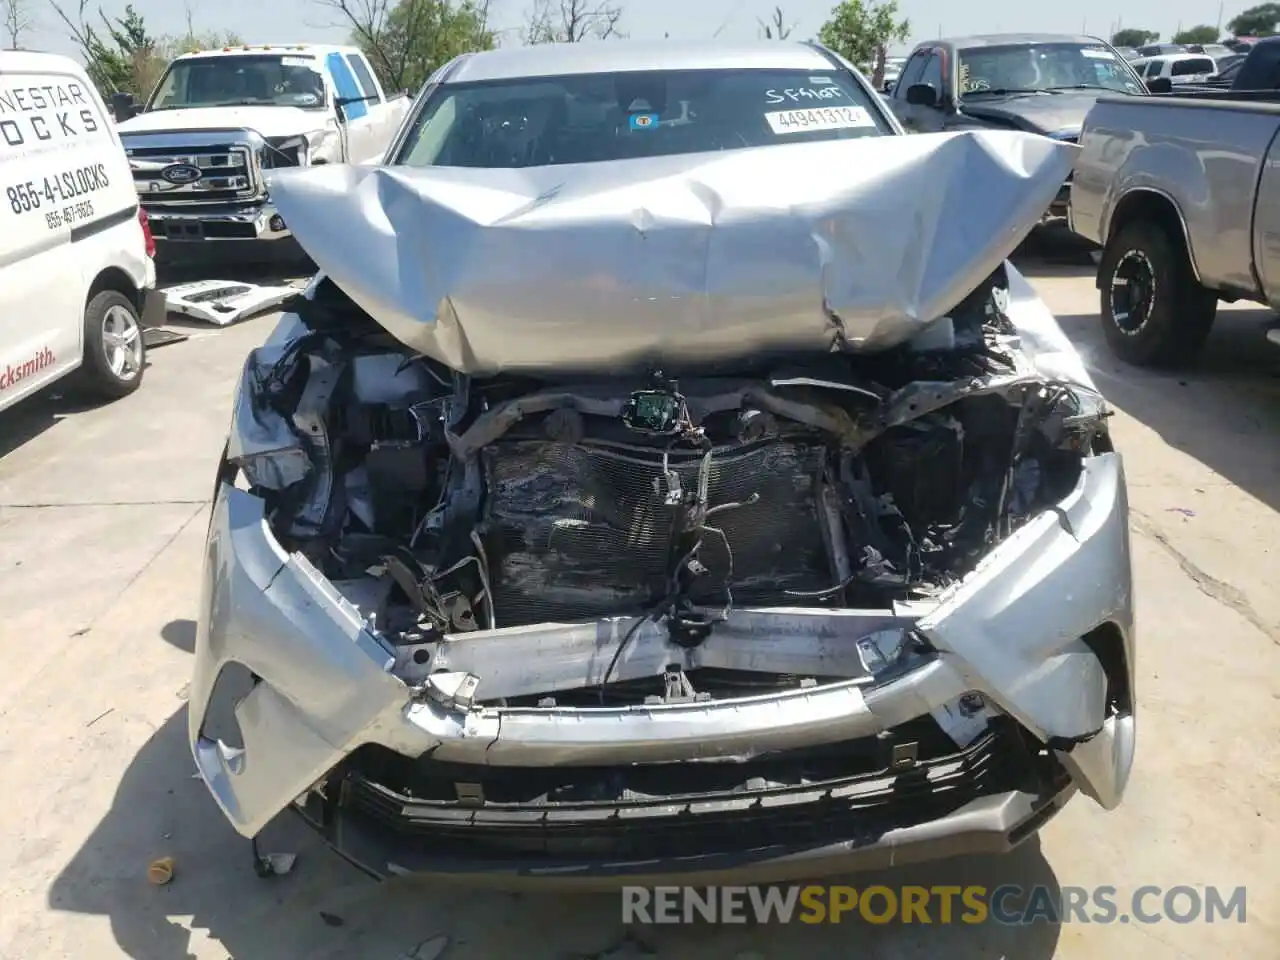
[80,290,146,400]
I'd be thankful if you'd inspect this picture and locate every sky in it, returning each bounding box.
[22,0,1246,62]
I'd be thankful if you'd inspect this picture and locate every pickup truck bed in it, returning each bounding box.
[1071,93,1280,364]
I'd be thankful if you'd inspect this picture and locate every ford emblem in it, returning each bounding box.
[161,163,202,185]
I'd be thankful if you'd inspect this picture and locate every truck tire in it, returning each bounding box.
[79,290,146,400]
[1099,220,1218,367]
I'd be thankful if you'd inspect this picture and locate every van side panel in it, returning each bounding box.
[0,57,145,412]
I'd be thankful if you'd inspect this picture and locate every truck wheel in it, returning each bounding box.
[80,290,146,400]
[1099,221,1218,366]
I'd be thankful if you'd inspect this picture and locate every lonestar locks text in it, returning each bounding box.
[0,80,101,148]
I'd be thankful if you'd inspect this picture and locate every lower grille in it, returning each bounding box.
[481,438,834,626]
[335,725,1046,861]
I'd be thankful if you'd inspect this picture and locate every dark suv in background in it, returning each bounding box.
[886,33,1148,221]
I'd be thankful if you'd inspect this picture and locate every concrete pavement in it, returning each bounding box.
[0,256,1276,959]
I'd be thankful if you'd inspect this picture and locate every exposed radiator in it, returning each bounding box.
[481,439,833,627]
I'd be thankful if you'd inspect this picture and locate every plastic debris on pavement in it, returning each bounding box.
[399,934,451,960]
[147,857,175,885]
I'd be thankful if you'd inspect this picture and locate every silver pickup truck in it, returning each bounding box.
[1071,95,1280,365]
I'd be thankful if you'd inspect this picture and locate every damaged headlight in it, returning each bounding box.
[263,135,310,169]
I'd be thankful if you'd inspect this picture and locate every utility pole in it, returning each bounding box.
[1216,0,1224,34]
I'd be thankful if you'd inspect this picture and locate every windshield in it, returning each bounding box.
[395,68,891,169]
[147,55,327,111]
[958,42,1146,97]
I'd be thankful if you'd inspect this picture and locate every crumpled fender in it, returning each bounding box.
[917,452,1135,808]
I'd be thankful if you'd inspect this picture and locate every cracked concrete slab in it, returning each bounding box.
[0,254,1275,959]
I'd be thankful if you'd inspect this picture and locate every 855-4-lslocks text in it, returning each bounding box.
[6,162,110,220]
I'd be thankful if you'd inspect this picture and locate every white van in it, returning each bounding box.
[1,51,164,414]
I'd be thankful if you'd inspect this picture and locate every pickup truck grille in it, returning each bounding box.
[127,145,259,205]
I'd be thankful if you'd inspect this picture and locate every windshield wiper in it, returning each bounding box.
[965,87,1059,97]
[211,99,277,107]
[1043,84,1126,92]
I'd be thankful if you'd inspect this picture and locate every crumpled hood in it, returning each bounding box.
[269,129,1077,376]
[960,91,1114,136]
[118,105,327,140]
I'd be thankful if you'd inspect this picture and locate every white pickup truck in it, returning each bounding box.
[111,44,410,262]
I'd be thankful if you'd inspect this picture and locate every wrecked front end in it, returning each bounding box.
[194,277,1133,885]
[192,132,1134,884]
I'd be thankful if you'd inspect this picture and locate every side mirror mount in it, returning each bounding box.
[1146,76,1173,93]
[334,93,378,124]
[905,82,939,107]
[110,92,138,122]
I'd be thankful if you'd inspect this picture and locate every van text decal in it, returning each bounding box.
[0,347,55,391]
[6,162,110,227]
[0,80,101,152]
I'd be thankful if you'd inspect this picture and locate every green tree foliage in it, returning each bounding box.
[1111,28,1159,47]
[48,2,154,96]
[817,0,908,86]
[321,0,493,93]
[50,0,241,99]
[1228,3,1280,36]
[1173,25,1221,43]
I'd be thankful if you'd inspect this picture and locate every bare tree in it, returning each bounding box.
[523,0,623,43]
[3,0,35,48]
[757,6,792,40]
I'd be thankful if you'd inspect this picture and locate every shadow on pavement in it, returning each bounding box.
[0,388,144,463]
[1053,307,1280,514]
[48,702,1065,960]
[160,619,196,654]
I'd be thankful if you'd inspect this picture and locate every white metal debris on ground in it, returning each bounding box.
[162,280,299,327]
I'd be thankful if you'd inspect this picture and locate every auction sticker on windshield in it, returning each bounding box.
[765,106,875,134]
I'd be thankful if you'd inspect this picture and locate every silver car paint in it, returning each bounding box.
[193,261,1135,838]
[1071,95,1280,305]
[265,131,1076,376]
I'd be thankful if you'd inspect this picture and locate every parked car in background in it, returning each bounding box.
[1114,46,1141,60]
[0,50,164,414]
[886,34,1146,220]
[111,44,411,263]
[1131,53,1218,86]
[1072,88,1280,364]
[1165,36,1280,93]
[1185,42,1234,60]
[192,39,1133,886]
[1210,52,1248,80]
[881,54,907,91]
[1136,42,1187,57]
